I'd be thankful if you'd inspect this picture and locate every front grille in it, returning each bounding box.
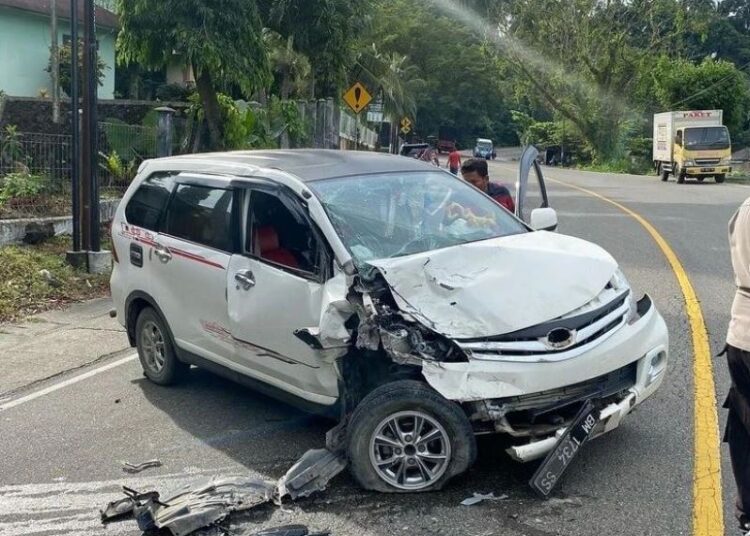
[695,159,720,166]
[456,290,631,361]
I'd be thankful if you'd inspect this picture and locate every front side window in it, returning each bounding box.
[164,184,234,252]
[124,173,174,231]
[309,171,527,266]
[246,190,322,275]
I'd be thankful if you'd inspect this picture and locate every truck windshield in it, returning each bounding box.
[477,142,492,150]
[309,171,526,265]
[684,127,730,150]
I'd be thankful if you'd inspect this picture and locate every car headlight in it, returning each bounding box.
[683,160,695,167]
[720,157,732,165]
[611,268,638,323]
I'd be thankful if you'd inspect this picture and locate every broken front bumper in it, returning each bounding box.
[420,295,668,461]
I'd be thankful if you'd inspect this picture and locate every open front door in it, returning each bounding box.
[515,145,551,224]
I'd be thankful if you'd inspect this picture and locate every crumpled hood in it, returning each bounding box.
[367,231,618,339]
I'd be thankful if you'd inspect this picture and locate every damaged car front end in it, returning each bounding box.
[302,148,669,492]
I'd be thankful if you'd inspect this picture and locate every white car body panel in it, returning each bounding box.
[367,231,618,339]
[420,299,667,401]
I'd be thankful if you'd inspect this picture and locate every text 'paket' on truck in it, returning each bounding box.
[653,110,732,184]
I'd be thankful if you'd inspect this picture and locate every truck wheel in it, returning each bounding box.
[697,176,705,182]
[716,174,726,184]
[659,165,669,182]
[135,307,188,385]
[677,168,686,184]
[347,380,477,493]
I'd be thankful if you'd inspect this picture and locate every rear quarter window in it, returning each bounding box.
[164,184,234,252]
[124,173,175,231]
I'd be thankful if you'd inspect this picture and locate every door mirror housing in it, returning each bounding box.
[530,207,558,231]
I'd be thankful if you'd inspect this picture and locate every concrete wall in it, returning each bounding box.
[0,198,120,246]
[0,6,116,99]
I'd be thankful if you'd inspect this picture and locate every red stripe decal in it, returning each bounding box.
[169,247,225,270]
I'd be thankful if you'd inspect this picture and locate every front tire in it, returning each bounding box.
[347,380,476,493]
[135,307,188,385]
[716,174,726,183]
[677,167,686,184]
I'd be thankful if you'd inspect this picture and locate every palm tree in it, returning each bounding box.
[263,29,312,100]
[357,45,425,151]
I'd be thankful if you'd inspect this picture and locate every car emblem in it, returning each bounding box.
[544,327,576,349]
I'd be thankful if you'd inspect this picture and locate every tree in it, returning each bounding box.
[46,41,107,97]
[116,0,270,150]
[651,57,750,135]
[263,29,311,100]
[260,0,372,97]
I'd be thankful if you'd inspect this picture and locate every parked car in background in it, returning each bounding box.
[110,148,668,494]
[474,138,496,159]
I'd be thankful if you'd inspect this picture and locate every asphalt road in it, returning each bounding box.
[1,160,748,536]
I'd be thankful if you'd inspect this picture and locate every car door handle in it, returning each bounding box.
[234,269,255,290]
[153,243,172,263]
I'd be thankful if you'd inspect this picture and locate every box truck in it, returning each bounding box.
[653,110,732,183]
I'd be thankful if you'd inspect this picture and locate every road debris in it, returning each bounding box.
[277,449,347,501]
[100,486,164,524]
[460,492,509,506]
[101,448,346,535]
[248,525,331,536]
[122,459,162,473]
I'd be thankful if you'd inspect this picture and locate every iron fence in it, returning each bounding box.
[0,123,157,220]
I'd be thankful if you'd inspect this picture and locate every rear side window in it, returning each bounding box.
[124,173,174,231]
[164,184,234,252]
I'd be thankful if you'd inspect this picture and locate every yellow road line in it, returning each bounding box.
[548,178,723,536]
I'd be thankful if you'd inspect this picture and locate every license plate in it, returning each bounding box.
[529,399,600,498]
[701,168,714,172]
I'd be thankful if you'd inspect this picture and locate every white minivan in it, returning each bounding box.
[110,148,668,493]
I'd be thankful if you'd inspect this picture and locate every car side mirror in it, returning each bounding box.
[530,207,558,231]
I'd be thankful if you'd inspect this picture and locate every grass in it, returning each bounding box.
[0,234,111,323]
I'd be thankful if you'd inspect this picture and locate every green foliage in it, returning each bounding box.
[0,172,49,206]
[46,41,107,96]
[155,83,194,102]
[0,125,25,168]
[650,57,750,135]
[117,0,270,148]
[98,150,137,188]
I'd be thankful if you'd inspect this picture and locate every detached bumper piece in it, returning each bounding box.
[100,448,345,535]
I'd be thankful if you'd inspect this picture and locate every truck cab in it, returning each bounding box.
[671,126,732,183]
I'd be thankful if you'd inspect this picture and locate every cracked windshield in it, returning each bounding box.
[2,0,750,535]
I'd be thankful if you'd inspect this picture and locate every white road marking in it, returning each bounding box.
[0,354,137,412]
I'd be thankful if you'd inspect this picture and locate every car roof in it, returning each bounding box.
[154,149,436,182]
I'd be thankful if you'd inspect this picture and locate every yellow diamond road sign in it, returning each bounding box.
[400,117,411,129]
[343,82,372,114]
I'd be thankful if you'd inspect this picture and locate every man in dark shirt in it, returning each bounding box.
[460,158,515,213]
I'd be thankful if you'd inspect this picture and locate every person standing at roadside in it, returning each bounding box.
[447,146,462,175]
[724,196,750,535]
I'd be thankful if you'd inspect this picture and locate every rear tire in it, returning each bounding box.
[716,174,726,183]
[659,164,669,182]
[347,380,476,493]
[135,307,188,385]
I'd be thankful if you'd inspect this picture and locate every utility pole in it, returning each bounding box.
[81,0,99,252]
[69,0,81,254]
[50,0,60,123]
[68,0,109,272]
